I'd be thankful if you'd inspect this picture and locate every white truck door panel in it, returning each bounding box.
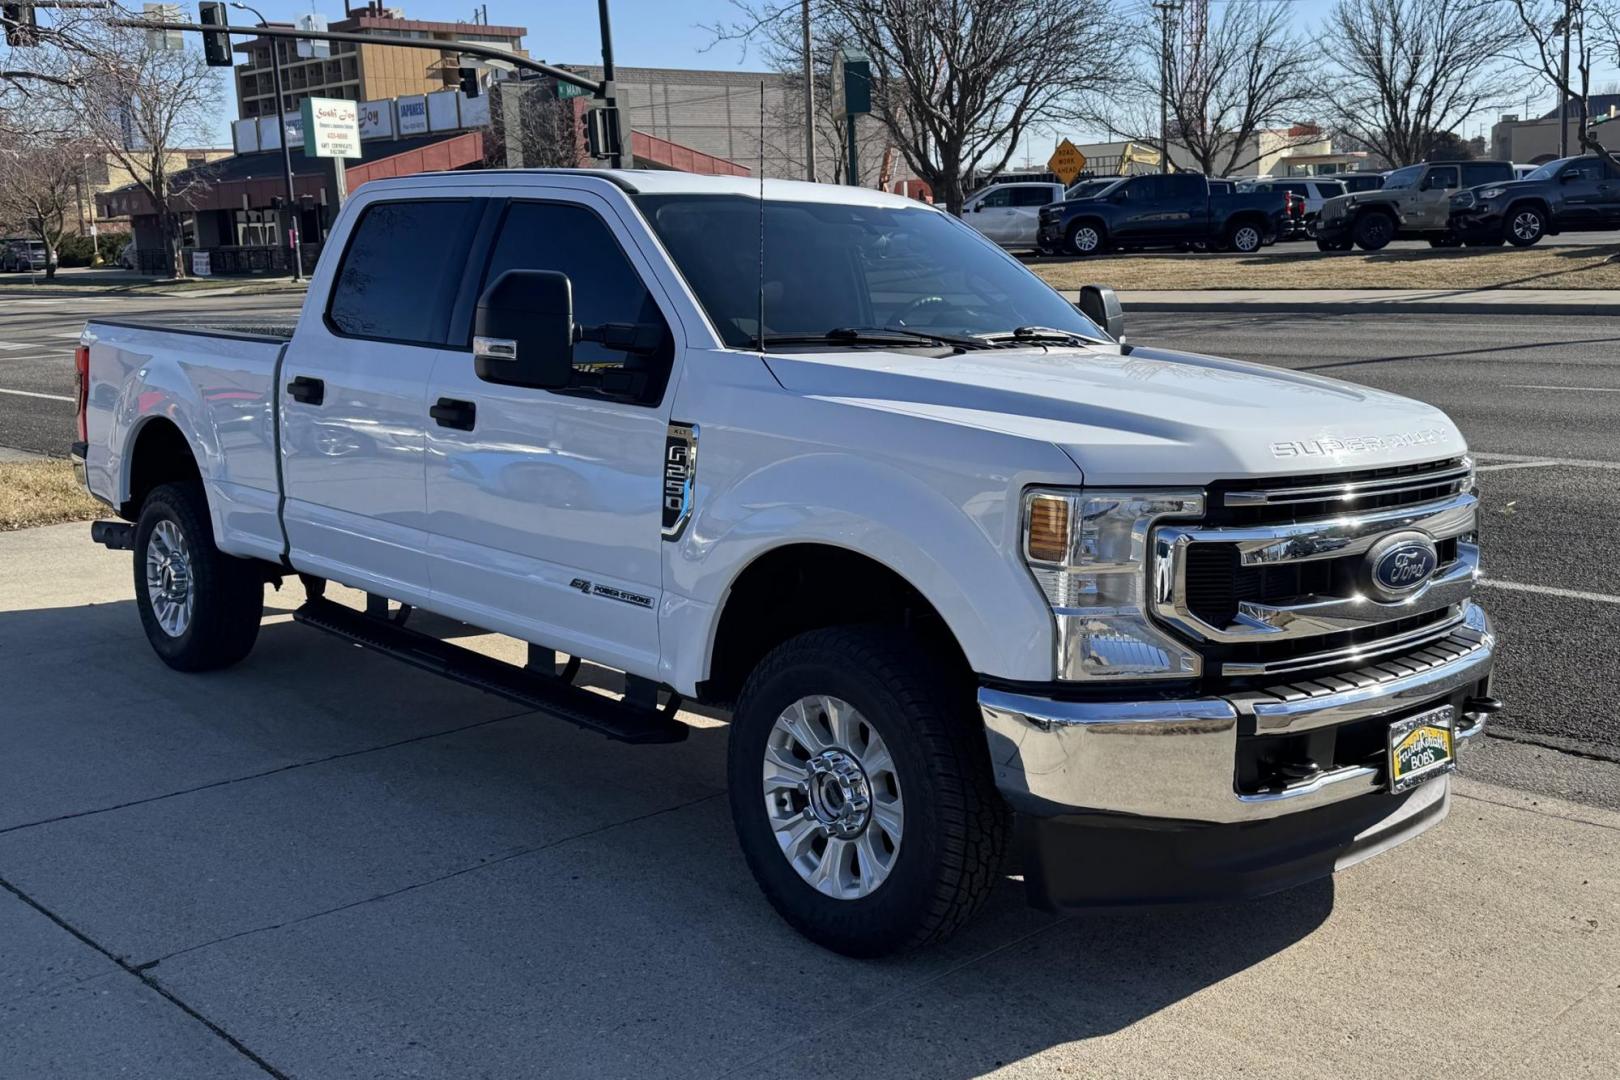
[280,197,485,598]
[422,195,676,677]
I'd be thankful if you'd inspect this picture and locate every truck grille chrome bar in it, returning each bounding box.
[1222,459,1472,508]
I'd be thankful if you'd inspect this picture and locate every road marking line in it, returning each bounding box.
[1478,579,1620,605]
[0,386,73,402]
[1475,460,1564,473]
[1472,451,1620,471]
[0,342,34,350]
[1505,383,1620,393]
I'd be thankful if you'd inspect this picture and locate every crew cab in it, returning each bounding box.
[1037,172,1286,254]
[959,181,1067,251]
[1450,154,1620,247]
[1314,160,1514,250]
[73,169,1499,956]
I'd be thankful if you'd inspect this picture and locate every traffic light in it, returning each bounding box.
[3,3,40,47]
[199,2,232,67]
[458,66,479,98]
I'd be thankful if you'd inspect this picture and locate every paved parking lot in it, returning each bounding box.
[2,523,1618,1079]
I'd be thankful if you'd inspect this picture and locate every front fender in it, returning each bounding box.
[661,451,1059,693]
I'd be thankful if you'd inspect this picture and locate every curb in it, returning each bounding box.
[1116,299,1620,317]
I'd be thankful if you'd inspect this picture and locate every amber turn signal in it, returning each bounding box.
[1026,494,1070,563]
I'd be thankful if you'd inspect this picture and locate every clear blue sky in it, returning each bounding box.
[210,0,1591,150]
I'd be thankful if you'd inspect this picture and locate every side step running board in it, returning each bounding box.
[292,598,688,745]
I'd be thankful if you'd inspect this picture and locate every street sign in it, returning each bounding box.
[296,14,331,60]
[1048,139,1088,185]
[300,97,362,159]
[143,4,184,51]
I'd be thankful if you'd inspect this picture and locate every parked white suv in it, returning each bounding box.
[74,169,1498,955]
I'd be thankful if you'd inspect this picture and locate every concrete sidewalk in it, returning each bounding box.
[1095,288,1620,316]
[2,520,1617,1079]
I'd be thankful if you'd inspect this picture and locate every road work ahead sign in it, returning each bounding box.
[1048,139,1087,185]
[301,98,362,160]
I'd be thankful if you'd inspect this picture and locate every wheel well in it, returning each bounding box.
[121,419,200,519]
[1067,216,1105,236]
[1506,197,1550,218]
[700,544,970,707]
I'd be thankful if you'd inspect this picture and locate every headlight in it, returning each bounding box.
[1476,187,1506,200]
[1023,489,1205,680]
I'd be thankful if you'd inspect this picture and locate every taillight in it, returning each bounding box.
[74,344,89,442]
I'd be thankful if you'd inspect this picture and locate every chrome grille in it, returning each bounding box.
[1152,459,1479,678]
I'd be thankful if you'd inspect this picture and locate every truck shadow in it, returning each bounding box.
[1,596,1334,1076]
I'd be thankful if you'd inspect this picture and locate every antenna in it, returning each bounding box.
[757,80,767,354]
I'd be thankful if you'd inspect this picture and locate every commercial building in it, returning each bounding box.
[1067,129,1368,180]
[232,2,527,119]
[1490,96,1620,164]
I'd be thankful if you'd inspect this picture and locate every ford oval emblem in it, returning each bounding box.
[1363,532,1439,601]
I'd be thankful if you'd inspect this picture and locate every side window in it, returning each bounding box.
[1424,166,1459,190]
[1461,163,1501,187]
[1126,176,1161,200]
[480,201,671,405]
[1567,159,1604,181]
[1011,186,1054,207]
[1282,183,1310,197]
[978,187,1013,208]
[328,199,483,344]
[1164,174,1203,200]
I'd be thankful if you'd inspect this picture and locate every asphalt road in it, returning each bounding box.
[2,292,1615,768]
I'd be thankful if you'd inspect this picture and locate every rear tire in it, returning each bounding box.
[727,627,1008,956]
[133,482,263,671]
[1505,206,1546,247]
[1227,221,1264,253]
[1352,212,1395,251]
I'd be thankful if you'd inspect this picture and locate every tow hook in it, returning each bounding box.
[90,520,135,551]
[1458,695,1503,739]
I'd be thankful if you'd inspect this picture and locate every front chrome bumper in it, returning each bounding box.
[981,603,1495,825]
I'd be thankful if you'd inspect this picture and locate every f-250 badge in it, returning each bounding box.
[661,422,699,540]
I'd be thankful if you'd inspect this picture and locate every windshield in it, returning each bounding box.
[1524,157,1578,182]
[1381,165,1424,190]
[634,194,1106,348]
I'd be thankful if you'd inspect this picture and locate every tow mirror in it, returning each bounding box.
[474,269,575,389]
[1078,284,1125,341]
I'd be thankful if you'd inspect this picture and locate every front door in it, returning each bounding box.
[1553,158,1607,227]
[966,186,1016,243]
[1411,165,1459,229]
[421,194,679,678]
[279,196,485,601]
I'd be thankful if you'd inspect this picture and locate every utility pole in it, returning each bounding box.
[801,0,815,181]
[232,2,302,281]
[1152,0,1180,175]
[596,0,622,168]
[1559,0,1572,157]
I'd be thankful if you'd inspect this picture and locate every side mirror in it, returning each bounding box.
[1078,284,1125,341]
[1559,171,1579,183]
[474,269,575,389]
[971,203,984,212]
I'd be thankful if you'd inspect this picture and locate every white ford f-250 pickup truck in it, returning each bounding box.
[73,169,1499,956]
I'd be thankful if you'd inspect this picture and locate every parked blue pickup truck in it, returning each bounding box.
[1037,172,1289,255]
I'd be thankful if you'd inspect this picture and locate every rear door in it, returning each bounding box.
[420,192,679,676]
[279,195,486,601]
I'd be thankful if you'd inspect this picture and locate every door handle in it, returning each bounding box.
[286,375,324,405]
[430,397,476,431]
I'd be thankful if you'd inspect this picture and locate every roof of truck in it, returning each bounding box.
[361,168,933,210]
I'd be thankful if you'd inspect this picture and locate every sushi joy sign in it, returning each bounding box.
[300,98,362,160]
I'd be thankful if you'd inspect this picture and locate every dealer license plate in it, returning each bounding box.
[1387,706,1456,793]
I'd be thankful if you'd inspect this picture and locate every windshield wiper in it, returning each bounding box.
[976,326,1101,347]
[761,327,986,349]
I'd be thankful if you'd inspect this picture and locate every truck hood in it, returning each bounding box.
[763,344,1465,484]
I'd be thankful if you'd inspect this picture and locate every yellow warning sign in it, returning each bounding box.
[1047,139,1088,185]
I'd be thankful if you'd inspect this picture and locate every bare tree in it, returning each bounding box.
[713,0,1130,213]
[1504,0,1620,167]
[57,23,223,277]
[487,82,586,168]
[0,136,90,277]
[1318,0,1520,167]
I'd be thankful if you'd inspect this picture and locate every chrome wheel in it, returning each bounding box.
[1511,210,1542,242]
[1070,225,1101,254]
[762,695,903,900]
[144,519,194,638]
[1232,225,1261,252]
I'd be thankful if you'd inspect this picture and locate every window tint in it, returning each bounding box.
[1461,163,1505,187]
[329,199,482,344]
[1163,174,1204,199]
[481,200,670,402]
[1562,158,1605,181]
[1314,181,1346,198]
[1424,166,1459,190]
[1125,176,1162,200]
[978,187,1013,208]
[1281,182,1310,197]
[1011,186,1055,207]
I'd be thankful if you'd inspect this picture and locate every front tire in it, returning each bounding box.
[728,627,1008,956]
[1065,220,1106,256]
[133,482,264,671]
[1506,206,1546,247]
[1352,212,1395,251]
